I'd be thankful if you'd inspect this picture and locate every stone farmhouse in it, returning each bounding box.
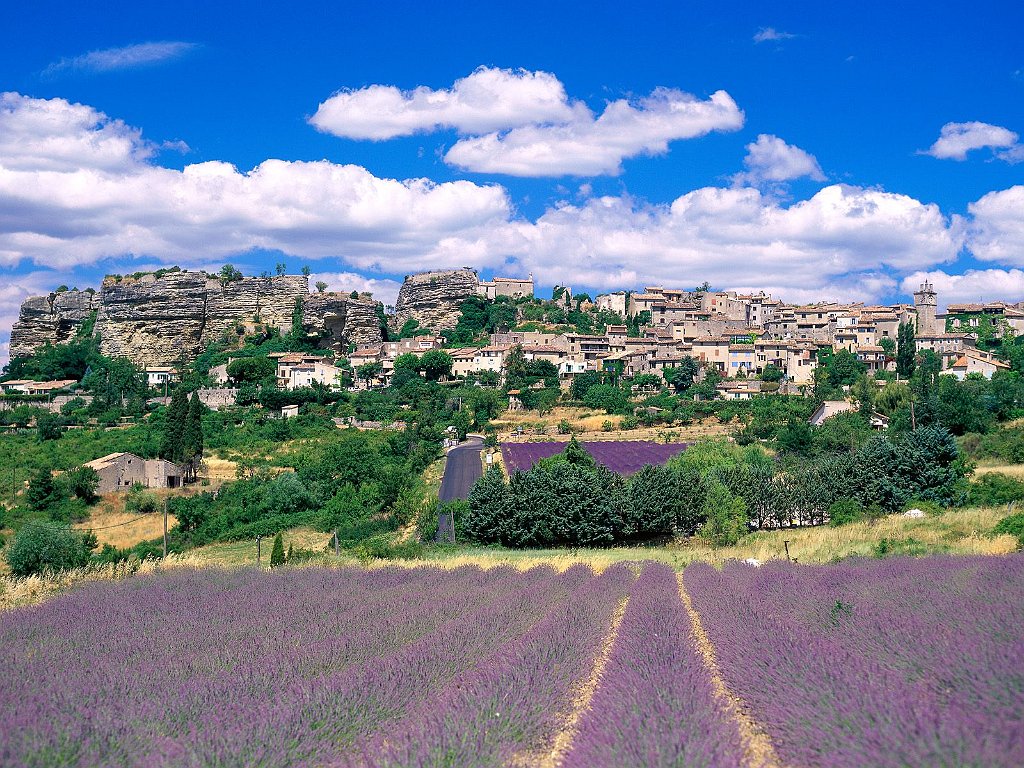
[83,452,183,493]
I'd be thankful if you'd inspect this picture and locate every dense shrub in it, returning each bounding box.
[5,524,95,576]
[993,512,1024,548]
[966,473,1024,507]
[828,498,865,527]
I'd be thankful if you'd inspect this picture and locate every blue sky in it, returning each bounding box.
[1,0,1022,363]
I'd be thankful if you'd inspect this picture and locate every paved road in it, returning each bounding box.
[438,438,484,502]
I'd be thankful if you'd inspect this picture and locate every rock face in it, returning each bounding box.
[10,271,384,367]
[303,293,383,351]
[10,290,100,358]
[394,269,480,333]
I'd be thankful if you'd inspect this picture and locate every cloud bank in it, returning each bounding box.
[3,90,1024,365]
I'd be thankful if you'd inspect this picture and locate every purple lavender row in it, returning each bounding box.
[286,563,594,761]
[562,563,746,768]
[684,555,1024,768]
[501,441,686,475]
[0,565,534,767]
[358,563,636,768]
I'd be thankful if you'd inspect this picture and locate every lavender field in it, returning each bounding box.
[1,555,1022,767]
[501,440,687,475]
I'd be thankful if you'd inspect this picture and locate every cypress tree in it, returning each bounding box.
[896,321,917,379]
[270,533,285,567]
[181,393,204,481]
[160,387,189,462]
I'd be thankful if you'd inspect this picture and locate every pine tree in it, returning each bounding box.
[270,533,285,567]
[160,387,189,462]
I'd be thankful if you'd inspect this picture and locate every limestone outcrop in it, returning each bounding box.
[10,271,384,367]
[9,290,99,358]
[393,269,480,333]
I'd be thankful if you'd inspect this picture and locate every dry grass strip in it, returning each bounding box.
[678,573,786,768]
[508,594,630,768]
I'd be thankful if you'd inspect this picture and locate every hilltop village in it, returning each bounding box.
[3,266,1017,405]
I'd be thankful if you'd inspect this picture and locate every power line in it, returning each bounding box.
[18,513,159,532]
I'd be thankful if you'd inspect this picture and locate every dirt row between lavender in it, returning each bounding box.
[504,571,788,768]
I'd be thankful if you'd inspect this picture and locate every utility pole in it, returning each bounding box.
[162,498,168,559]
[784,540,792,562]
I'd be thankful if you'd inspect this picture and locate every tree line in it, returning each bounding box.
[466,430,968,549]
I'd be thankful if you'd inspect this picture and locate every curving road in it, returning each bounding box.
[438,438,484,502]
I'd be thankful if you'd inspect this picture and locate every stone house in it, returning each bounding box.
[83,452,183,493]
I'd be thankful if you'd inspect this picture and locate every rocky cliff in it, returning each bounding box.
[393,269,480,333]
[9,290,100,358]
[10,271,384,367]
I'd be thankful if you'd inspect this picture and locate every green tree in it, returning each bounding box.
[570,370,603,400]
[36,413,63,442]
[26,466,58,511]
[896,321,916,378]
[419,349,453,381]
[700,481,749,546]
[160,387,189,462]
[879,336,896,360]
[275,263,287,276]
[760,363,784,383]
[315,281,328,293]
[357,361,383,384]
[227,356,276,384]
[582,384,628,414]
[219,264,243,283]
[64,466,100,504]
[270,532,285,567]
[182,393,205,482]
[5,524,94,576]
[852,374,875,419]
[664,357,700,393]
[301,265,311,277]
[466,465,511,543]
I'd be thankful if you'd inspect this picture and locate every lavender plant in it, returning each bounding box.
[562,563,746,768]
[684,555,1024,768]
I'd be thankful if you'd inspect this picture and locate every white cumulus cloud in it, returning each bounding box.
[445,88,744,177]
[0,91,993,339]
[966,185,1024,264]
[0,94,513,273]
[310,66,574,140]
[900,268,1024,309]
[732,134,825,187]
[309,272,401,305]
[43,41,196,76]
[924,121,1021,162]
[487,184,962,295]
